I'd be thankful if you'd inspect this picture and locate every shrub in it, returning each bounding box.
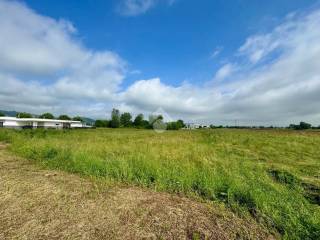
[94,120,109,128]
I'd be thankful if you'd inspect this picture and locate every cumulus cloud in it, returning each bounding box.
[117,0,175,16]
[0,0,84,75]
[121,78,218,115]
[120,9,320,125]
[0,0,126,117]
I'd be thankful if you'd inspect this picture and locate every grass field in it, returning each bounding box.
[0,128,319,239]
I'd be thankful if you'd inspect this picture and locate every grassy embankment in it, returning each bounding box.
[0,128,319,239]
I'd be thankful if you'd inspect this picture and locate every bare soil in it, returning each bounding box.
[0,143,274,239]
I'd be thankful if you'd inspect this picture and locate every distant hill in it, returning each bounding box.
[0,110,95,125]
[0,110,18,117]
[81,117,96,126]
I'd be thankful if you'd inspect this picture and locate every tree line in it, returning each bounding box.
[1,111,319,130]
[94,108,185,130]
[209,121,320,130]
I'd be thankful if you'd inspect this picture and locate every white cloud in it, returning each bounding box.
[0,0,126,116]
[0,1,85,75]
[213,63,236,81]
[120,9,320,125]
[121,78,218,115]
[237,11,317,64]
[117,0,175,16]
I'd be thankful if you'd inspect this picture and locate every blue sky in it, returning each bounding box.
[0,0,320,125]
[24,0,316,87]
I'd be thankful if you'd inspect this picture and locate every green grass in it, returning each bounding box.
[0,128,319,239]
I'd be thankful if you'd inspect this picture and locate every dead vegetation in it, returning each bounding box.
[0,143,274,239]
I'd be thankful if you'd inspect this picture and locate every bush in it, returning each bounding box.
[289,122,312,130]
[94,120,109,128]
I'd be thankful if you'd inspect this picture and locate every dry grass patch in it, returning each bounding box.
[0,145,273,240]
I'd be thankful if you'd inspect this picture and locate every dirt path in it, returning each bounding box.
[0,144,274,240]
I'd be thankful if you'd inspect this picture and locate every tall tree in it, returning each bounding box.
[177,119,185,128]
[110,108,120,128]
[39,112,54,119]
[120,112,132,127]
[0,112,4,117]
[133,114,144,127]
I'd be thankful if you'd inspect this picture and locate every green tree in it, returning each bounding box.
[72,116,83,122]
[141,120,151,129]
[299,122,312,130]
[167,120,185,130]
[289,122,312,130]
[58,115,71,120]
[94,120,109,128]
[120,112,132,127]
[0,112,4,117]
[110,108,120,128]
[133,114,144,127]
[39,112,54,119]
[167,122,179,130]
[177,119,185,128]
[16,112,32,118]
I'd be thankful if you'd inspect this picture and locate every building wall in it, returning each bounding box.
[2,120,64,129]
[71,122,83,128]
[3,120,25,128]
[43,122,64,129]
[0,118,86,129]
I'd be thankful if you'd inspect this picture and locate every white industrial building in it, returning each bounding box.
[0,117,89,129]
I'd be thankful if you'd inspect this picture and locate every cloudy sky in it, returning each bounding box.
[0,0,320,126]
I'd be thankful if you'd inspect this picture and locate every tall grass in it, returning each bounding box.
[0,128,319,239]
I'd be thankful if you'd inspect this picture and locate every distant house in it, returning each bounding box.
[0,117,90,129]
[184,123,209,129]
